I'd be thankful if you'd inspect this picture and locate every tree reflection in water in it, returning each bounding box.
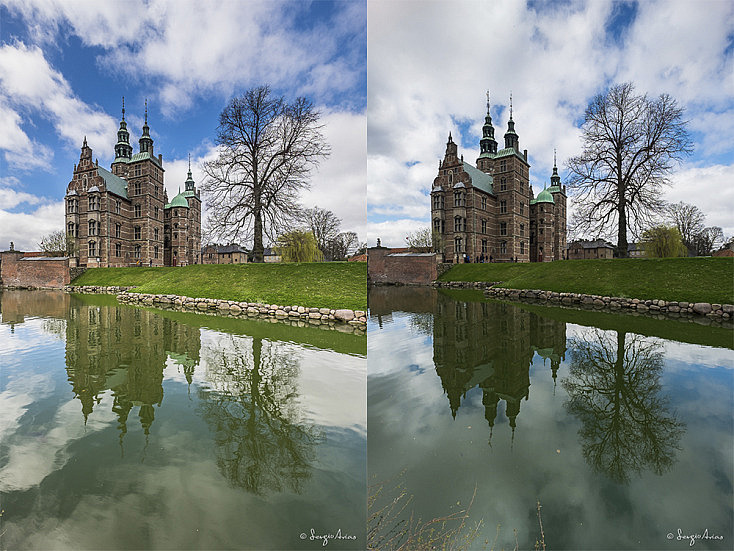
[563,329,685,483]
[197,334,321,496]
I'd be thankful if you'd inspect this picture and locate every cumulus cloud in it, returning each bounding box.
[0,42,116,164]
[0,199,65,251]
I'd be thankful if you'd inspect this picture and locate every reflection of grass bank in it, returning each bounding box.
[71,262,367,311]
[439,257,733,305]
[440,289,733,350]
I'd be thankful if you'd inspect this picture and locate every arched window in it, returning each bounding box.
[88,241,96,257]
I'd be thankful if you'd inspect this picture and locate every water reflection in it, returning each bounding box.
[431,294,567,442]
[563,328,685,483]
[197,334,320,495]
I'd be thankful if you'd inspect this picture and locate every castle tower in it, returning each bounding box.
[477,90,498,172]
[113,97,133,164]
[548,150,567,260]
[503,93,519,151]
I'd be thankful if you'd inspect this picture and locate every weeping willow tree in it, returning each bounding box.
[274,229,323,262]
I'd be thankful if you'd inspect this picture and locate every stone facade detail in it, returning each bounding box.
[65,102,201,267]
[431,95,566,263]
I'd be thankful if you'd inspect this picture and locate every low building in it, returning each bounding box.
[627,242,644,258]
[200,244,248,264]
[567,239,615,260]
[263,247,282,263]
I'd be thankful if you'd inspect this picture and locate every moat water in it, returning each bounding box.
[0,290,366,550]
[368,287,733,550]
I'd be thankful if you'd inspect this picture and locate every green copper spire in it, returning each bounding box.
[139,98,154,154]
[479,89,498,157]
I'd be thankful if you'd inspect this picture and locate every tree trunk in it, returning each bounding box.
[253,208,264,263]
[616,198,629,258]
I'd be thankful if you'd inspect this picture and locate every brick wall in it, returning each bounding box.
[0,251,71,288]
[368,247,437,285]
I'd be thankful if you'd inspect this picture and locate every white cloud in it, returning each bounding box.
[4,0,365,116]
[299,110,367,238]
[0,42,116,161]
[0,199,65,251]
[665,163,734,238]
[367,218,430,249]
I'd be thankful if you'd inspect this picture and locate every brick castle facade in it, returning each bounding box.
[431,94,566,263]
[65,100,201,267]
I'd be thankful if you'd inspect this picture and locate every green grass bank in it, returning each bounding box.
[71,262,367,311]
[438,257,733,305]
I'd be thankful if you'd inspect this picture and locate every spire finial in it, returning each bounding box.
[509,92,513,120]
[448,131,452,142]
[486,89,490,114]
[122,96,125,121]
[144,98,148,124]
[554,148,557,168]
[188,153,191,171]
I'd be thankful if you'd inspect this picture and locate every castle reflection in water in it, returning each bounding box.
[369,287,567,439]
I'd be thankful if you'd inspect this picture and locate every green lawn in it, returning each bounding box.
[438,257,733,305]
[71,262,367,311]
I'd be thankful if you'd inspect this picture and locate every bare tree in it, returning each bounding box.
[405,227,432,249]
[666,202,705,255]
[300,206,342,256]
[38,230,76,257]
[567,83,693,257]
[324,231,359,261]
[201,86,330,262]
[693,226,724,256]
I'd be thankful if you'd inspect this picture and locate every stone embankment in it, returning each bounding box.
[432,281,732,326]
[64,285,366,333]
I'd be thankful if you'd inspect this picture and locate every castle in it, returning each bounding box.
[65,100,201,267]
[430,93,566,263]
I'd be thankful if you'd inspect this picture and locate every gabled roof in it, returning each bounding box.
[130,151,163,167]
[461,161,494,195]
[217,244,247,254]
[568,239,614,249]
[96,167,129,199]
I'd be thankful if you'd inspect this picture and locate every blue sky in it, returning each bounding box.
[367,0,734,246]
[0,0,366,250]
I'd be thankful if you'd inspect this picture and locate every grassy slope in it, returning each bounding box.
[438,257,733,304]
[71,262,367,311]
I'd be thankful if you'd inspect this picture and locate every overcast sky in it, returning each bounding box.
[367,0,734,247]
[0,0,366,251]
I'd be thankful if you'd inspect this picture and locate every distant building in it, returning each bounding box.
[201,244,249,264]
[430,93,567,263]
[627,242,644,258]
[567,239,615,260]
[65,101,201,267]
[263,247,282,263]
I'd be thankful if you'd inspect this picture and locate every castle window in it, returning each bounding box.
[133,181,142,195]
[67,198,77,213]
[448,172,453,184]
[115,242,121,257]
[433,194,444,210]
[134,165,141,178]
[88,220,98,236]
[539,228,544,235]
[174,209,178,217]
[155,206,159,218]
[520,202,524,215]
[500,200,507,214]
[154,245,159,259]
[500,160,507,171]
[520,224,525,236]
[134,245,141,259]
[500,222,507,236]
[174,232,178,239]
[134,226,141,240]
[481,219,487,234]
[540,206,544,213]
[453,191,464,207]
[454,237,463,253]
[88,241,96,257]
[134,204,141,217]
[115,223,121,238]
[433,219,443,234]
[454,216,465,232]
[500,241,507,254]
[115,200,121,214]
[481,196,487,210]
[482,239,488,254]
[154,228,159,240]
[500,178,507,191]
[154,185,158,197]
[67,222,74,236]
[88,195,99,211]
[520,241,525,254]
